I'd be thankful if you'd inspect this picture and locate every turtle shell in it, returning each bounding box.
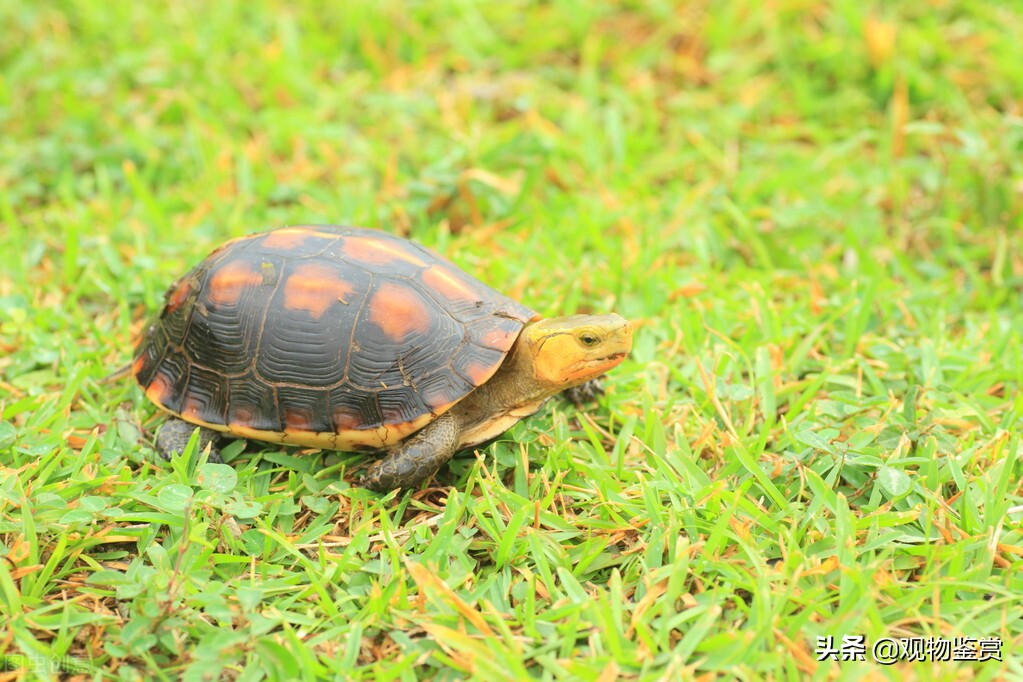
[133,226,538,450]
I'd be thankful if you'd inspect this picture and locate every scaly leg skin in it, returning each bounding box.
[562,377,605,407]
[155,417,223,463]
[359,412,459,491]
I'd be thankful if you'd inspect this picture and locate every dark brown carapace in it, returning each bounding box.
[133,226,538,449]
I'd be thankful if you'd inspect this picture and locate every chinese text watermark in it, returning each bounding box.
[815,635,1002,665]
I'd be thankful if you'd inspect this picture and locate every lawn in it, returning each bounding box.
[2,0,1022,679]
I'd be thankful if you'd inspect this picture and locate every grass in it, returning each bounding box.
[2,0,1023,679]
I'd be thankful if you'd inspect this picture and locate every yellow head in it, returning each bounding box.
[520,314,633,389]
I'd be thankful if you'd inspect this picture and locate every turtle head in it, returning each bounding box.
[521,314,633,389]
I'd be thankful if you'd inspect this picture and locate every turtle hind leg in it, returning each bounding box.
[562,377,605,407]
[359,412,459,491]
[155,417,223,463]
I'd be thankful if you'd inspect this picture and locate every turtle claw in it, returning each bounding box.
[562,378,605,407]
[358,412,458,491]
[155,418,223,463]
[358,456,433,492]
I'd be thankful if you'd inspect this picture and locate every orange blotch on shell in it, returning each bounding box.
[165,278,192,313]
[261,227,340,250]
[131,354,148,378]
[333,407,362,432]
[183,395,205,419]
[342,236,427,267]
[462,360,496,387]
[421,265,480,303]
[207,260,264,306]
[283,263,354,319]
[283,407,314,432]
[145,373,172,406]
[231,406,257,428]
[261,228,311,249]
[479,326,518,352]
[368,283,431,341]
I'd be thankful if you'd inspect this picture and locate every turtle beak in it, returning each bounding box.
[585,316,630,370]
[530,313,634,387]
[565,315,633,383]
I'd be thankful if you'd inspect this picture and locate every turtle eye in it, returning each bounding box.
[579,332,600,347]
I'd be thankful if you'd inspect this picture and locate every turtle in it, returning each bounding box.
[132,225,632,490]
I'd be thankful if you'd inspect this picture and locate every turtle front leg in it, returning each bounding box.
[562,377,605,407]
[359,412,459,491]
[155,417,223,463]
